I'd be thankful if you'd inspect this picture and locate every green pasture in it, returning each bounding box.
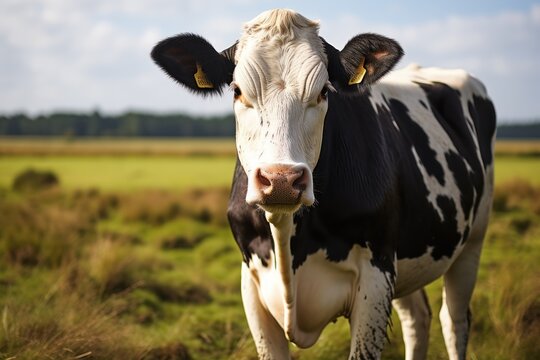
[0,156,236,191]
[0,138,539,359]
[0,154,539,193]
[495,156,540,184]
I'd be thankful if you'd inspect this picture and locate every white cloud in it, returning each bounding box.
[533,4,540,23]
[0,2,538,119]
[322,6,540,119]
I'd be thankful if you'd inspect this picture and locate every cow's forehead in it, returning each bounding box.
[236,9,324,59]
[234,9,328,101]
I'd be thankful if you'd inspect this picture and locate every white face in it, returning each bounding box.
[232,33,329,213]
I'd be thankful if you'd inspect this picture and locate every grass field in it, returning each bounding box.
[0,156,237,191]
[0,137,236,157]
[1,139,539,190]
[0,138,539,359]
[494,156,540,184]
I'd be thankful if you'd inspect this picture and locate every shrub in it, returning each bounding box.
[510,216,533,234]
[12,168,59,192]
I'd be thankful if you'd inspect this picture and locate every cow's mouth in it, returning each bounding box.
[257,197,304,214]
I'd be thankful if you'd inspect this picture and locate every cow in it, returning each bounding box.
[151,9,496,360]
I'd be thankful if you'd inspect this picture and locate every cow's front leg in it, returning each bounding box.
[241,263,290,360]
[348,260,395,360]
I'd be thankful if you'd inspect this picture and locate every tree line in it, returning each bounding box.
[0,112,235,137]
[497,122,540,139]
[0,111,539,138]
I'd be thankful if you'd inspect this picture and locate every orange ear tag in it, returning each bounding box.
[194,63,214,88]
[348,57,367,85]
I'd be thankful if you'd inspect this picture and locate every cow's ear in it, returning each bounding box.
[324,33,403,94]
[151,34,236,96]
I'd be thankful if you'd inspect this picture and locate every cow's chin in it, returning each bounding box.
[259,203,302,214]
[253,193,315,215]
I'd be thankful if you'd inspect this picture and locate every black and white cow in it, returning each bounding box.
[151,9,496,360]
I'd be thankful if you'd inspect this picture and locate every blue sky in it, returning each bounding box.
[1,0,539,121]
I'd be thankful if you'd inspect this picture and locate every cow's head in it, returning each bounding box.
[152,9,402,214]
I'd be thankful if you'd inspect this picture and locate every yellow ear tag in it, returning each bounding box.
[194,63,214,89]
[348,57,367,85]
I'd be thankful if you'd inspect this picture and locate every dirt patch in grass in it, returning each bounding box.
[101,230,143,245]
[143,342,192,360]
[160,234,209,249]
[145,281,212,304]
[521,300,540,333]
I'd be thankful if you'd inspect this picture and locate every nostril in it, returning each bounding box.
[292,170,307,191]
[257,169,271,187]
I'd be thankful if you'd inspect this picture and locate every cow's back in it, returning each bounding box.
[369,65,496,296]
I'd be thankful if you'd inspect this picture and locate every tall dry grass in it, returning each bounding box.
[484,262,540,358]
[469,178,540,359]
[1,165,539,359]
[0,172,230,359]
[493,178,540,214]
[117,187,230,226]
[1,290,147,359]
[0,198,92,268]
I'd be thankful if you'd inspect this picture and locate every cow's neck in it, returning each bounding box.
[265,211,297,336]
[314,92,397,215]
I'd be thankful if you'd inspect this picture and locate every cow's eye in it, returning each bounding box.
[321,86,328,98]
[234,86,242,99]
[318,86,329,103]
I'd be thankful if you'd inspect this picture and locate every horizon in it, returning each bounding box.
[1,109,539,126]
[1,1,539,122]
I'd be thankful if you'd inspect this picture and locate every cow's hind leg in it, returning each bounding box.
[348,261,395,360]
[439,235,483,360]
[241,264,290,360]
[440,169,492,360]
[392,288,432,360]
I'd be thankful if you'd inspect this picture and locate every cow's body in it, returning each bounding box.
[228,64,495,357]
[152,9,496,360]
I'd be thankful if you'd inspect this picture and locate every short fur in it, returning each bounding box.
[151,9,496,360]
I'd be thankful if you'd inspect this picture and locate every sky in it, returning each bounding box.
[1,0,539,121]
